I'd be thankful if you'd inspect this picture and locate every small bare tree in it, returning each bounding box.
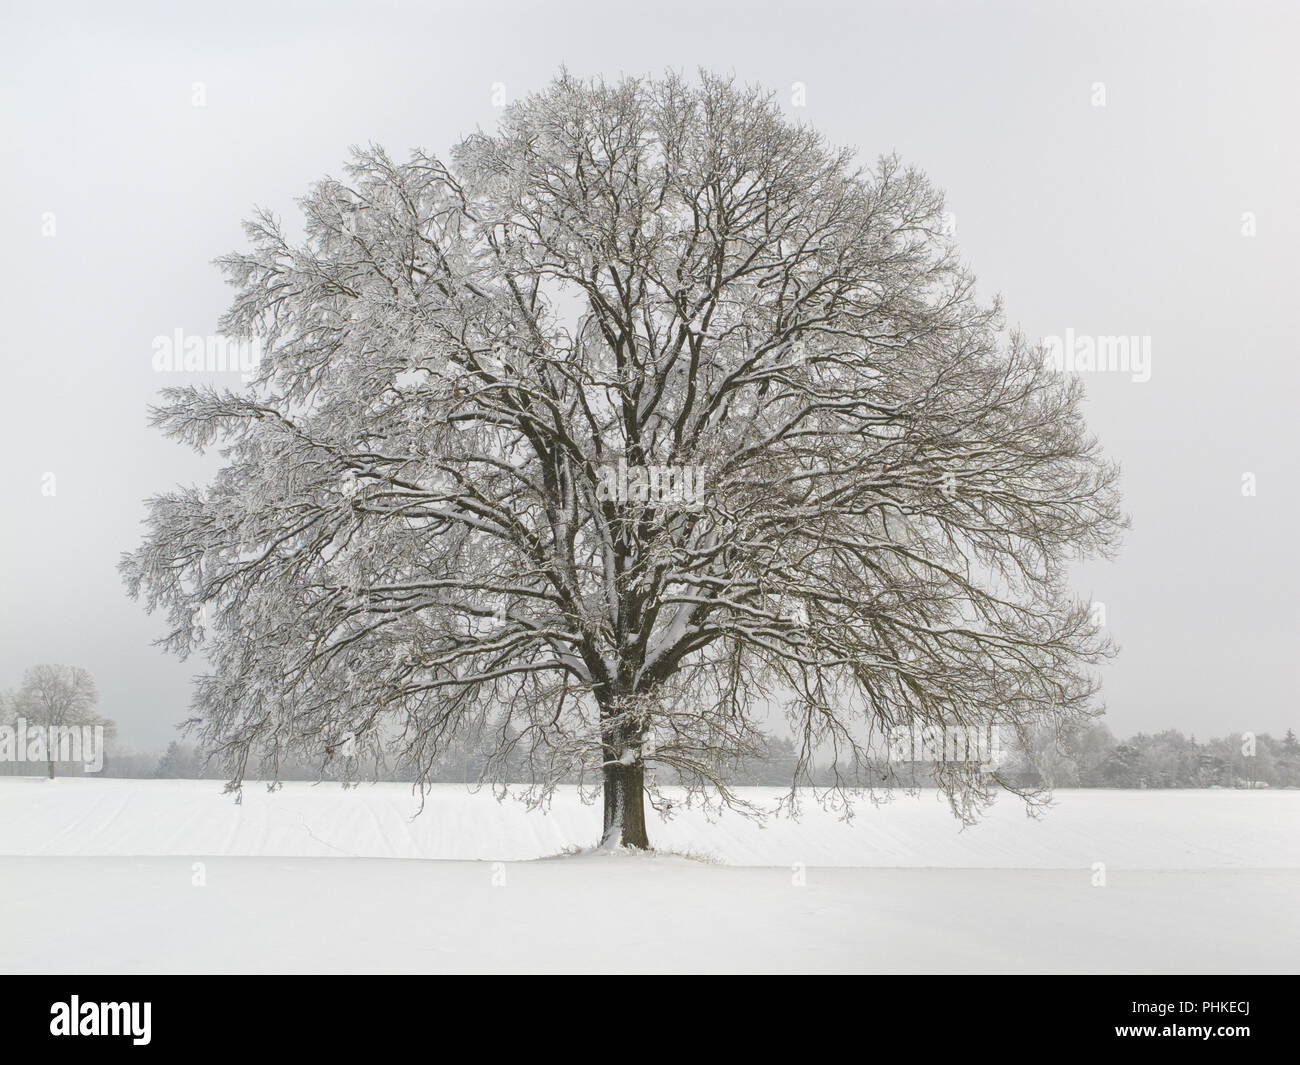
[122,71,1123,848]
[14,664,105,779]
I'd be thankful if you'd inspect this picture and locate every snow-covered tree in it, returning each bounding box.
[13,664,108,779]
[121,71,1124,848]
[155,740,203,779]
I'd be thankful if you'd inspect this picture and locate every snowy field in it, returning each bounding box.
[1,779,1296,973]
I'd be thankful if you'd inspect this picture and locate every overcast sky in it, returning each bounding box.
[2,0,1296,749]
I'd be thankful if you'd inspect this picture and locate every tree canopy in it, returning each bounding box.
[122,71,1124,847]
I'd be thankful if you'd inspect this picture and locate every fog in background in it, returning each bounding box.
[2,0,1296,748]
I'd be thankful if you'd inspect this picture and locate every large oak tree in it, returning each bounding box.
[122,72,1123,848]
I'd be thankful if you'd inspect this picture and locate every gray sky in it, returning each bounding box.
[2,0,1297,748]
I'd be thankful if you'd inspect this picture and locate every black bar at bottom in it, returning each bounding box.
[0,975,1293,1052]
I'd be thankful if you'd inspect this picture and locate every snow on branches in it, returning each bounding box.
[122,71,1124,847]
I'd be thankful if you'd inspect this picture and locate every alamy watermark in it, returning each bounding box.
[152,329,262,382]
[0,718,105,772]
[1043,328,1151,383]
[886,723,1005,766]
[595,457,707,509]
[50,997,150,1045]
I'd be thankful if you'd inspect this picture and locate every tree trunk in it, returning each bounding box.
[601,759,650,850]
[47,753,55,780]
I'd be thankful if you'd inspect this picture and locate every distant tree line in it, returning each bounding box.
[19,724,1291,791]
[997,724,1300,789]
[4,678,1297,790]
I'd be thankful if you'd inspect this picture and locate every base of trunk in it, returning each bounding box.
[601,761,651,850]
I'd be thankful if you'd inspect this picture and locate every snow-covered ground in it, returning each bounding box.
[1,779,1296,973]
